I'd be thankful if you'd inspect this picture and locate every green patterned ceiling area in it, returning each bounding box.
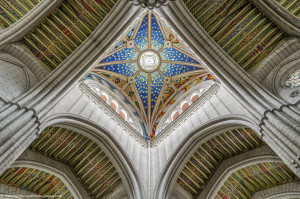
[20,0,117,71]
[216,162,299,199]
[274,0,300,17]
[0,167,73,199]
[29,126,122,199]
[177,128,265,198]
[184,0,287,72]
[0,0,42,28]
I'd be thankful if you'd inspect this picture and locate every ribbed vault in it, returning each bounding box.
[176,128,265,198]
[85,10,216,139]
[183,0,287,72]
[0,167,73,198]
[29,126,123,199]
[216,162,299,199]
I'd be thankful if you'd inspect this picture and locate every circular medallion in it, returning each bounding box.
[138,50,161,73]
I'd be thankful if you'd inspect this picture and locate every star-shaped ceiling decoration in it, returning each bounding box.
[85,11,215,139]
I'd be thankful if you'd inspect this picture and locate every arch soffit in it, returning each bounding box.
[40,113,145,199]
[153,115,260,199]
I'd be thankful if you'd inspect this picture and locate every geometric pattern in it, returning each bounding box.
[0,167,73,199]
[20,0,118,70]
[216,162,299,199]
[0,0,41,28]
[87,11,215,138]
[177,128,265,198]
[29,126,122,199]
[184,0,287,72]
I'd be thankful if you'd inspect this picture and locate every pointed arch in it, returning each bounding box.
[153,115,262,199]
[41,113,145,199]
[207,160,298,199]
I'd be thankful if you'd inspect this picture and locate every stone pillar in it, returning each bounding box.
[0,105,39,174]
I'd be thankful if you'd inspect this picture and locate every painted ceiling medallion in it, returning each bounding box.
[85,11,215,139]
[138,50,161,72]
[127,0,176,10]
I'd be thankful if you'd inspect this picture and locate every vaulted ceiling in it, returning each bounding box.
[183,0,287,72]
[29,126,122,199]
[0,126,123,198]
[20,0,117,70]
[0,167,73,198]
[85,11,216,138]
[176,128,299,198]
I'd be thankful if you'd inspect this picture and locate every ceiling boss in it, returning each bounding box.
[138,50,161,72]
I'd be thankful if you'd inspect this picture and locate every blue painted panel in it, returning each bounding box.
[160,48,199,64]
[151,71,163,112]
[135,72,148,113]
[111,40,125,51]
[160,63,201,77]
[96,63,139,76]
[135,14,148,51]
[151,14,164,51]
[100,48,138,63]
